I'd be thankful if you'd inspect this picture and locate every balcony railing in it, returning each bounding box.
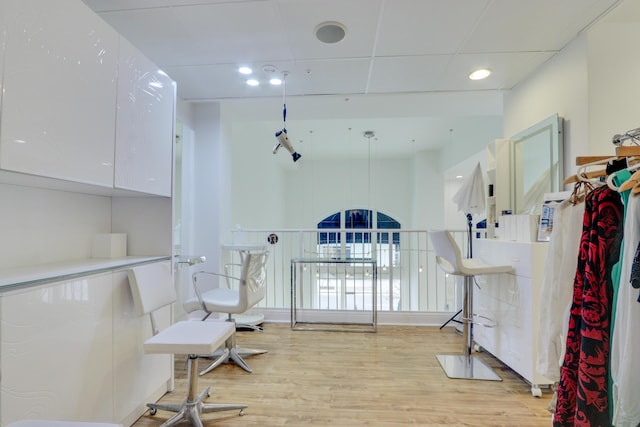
[226,228,470,325]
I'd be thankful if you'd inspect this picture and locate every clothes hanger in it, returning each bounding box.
[613,158,640,192]
[569,180,593,205]
[564,156,616,185]
[564,169,607,185]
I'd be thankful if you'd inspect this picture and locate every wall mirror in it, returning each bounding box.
[511,114,564,214]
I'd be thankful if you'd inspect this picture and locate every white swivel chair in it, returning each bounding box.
[428,230,513,381]
[128,261,247,427]
[183,248,269,375]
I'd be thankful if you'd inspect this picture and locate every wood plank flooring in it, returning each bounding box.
[131,323,553,426]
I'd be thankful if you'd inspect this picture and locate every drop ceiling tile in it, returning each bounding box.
[165,63,289,100]
[438,51,556,91]
[367,55,451,93]
[284,58,372,96]
[277,0,383,59]
[461,0,620,53]
[375,0,490,56]
[83,0,250,12]
[97,2,290,67]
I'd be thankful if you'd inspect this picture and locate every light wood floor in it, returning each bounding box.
[132,323,553,426]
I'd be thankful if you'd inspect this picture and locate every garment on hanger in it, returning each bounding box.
[610,191,640,426]
[536,198,585,384]
[553,185,623,427]
[628,245,640,292]
[606,169,632,419]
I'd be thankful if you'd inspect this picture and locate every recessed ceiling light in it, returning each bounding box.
[469,68,491,80]
[246,79,259,86]
[269,78,282,86]
[238,66,252,75]
[315,21,347,44]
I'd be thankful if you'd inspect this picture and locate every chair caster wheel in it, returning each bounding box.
[531,386,542,397]
[149,408,157,416]
[239,409,245,416]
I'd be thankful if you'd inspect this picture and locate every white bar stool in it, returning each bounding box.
[428,230,513,381]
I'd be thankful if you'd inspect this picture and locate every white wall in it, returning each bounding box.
[504,34,589,183]
[442,150,486,231]
[588,18,640,153]
[504,0,640,182]
[230,121,287,229]
[190,102,223,272]
[0,184,111,269]
[278,157,414,228]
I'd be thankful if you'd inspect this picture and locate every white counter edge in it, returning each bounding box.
[0,256,171,291]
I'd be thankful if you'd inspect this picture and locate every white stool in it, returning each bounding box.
[7,422,122,427]
[428,230,513,381]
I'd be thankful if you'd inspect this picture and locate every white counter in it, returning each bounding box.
[0,258,173,426]
[0,256,169,290]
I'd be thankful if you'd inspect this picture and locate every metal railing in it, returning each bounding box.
[226,228,469,322]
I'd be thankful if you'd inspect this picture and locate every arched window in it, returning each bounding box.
[317,209,400,263]
[315,209,402,310]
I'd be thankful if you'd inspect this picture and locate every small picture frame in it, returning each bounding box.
[537,191,571,242]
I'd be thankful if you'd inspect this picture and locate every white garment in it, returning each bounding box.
[535,199,585,382]
[611,194,640,427]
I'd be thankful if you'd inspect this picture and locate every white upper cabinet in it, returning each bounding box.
[114,37,175,197]
[0,0,118,187]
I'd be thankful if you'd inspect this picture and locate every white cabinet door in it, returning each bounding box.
[473,239,553,389]
[0,0,118,187]
[114,37,175,197]
[0,273,115,425]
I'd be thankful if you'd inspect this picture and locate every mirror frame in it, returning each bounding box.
[510,114,564,214]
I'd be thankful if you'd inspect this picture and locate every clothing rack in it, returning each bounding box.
[612,126,640,146]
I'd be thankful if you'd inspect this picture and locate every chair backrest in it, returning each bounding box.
[241,249,269,311]
[127,261,176,316]
[428,230,464,275]
[189,249,269,315]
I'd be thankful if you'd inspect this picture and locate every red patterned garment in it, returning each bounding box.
[554,185,623,427]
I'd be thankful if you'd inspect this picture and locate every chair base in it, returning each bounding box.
[200,345,268,375]
[436,354,501,381]
[199,318,267,375]
[149,355,246,427]
[148,386,247,427]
